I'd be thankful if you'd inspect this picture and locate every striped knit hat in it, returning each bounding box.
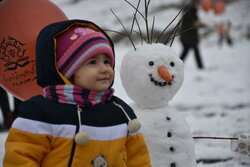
[56,26,114,79]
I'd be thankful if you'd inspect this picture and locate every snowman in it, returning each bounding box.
[120,43,197,167]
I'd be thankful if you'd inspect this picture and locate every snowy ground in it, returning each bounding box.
[1,0,250,166]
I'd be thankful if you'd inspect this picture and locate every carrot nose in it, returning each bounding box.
[158,66,173,82]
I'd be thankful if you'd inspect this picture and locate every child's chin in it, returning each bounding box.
[94,85,110,92]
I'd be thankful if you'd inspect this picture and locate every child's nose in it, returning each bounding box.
[99,63,109,72]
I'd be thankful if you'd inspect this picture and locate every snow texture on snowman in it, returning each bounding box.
[120,43,197,167]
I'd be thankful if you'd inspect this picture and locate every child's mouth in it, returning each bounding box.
[97,77,109,81]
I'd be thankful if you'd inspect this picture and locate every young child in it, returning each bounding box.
[4,20,151,167]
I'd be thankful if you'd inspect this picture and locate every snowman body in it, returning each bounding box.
[131,103,197,167]
[120,44,197,167]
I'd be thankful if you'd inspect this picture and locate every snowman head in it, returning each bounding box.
[120,43,184,108]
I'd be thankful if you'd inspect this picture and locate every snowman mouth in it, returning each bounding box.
[149,74,174,87]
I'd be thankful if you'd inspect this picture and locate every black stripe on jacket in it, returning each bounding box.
[18,95,137,127]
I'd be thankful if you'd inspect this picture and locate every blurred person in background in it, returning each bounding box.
[179,0,207,69]
[13,97,22,119]
[217,20,233,47]
[0,87,13,130]
[0,87,21,131]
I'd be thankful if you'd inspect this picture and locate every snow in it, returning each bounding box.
[1,0,250,166]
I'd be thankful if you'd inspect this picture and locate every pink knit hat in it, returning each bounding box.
[55,26,114,78]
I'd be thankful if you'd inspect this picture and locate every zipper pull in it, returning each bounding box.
[75,105,89,145]
[77,105,82,113]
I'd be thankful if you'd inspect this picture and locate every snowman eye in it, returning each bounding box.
[170,62,175,67]
[149,61,154,66]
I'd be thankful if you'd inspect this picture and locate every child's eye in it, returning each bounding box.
[87,60,96,64]
[104,59,111,65]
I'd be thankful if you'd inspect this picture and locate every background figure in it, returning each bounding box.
[0,87,12,130]
[0,87,21,130]
[217,21,233,46]
[180,0,207,69]
[13,97,21,119]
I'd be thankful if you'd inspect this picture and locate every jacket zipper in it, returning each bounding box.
[67,106,81,167]
[68,140,77,167]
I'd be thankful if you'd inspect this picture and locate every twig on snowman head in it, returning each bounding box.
[134,13,146,44]
[124,0,151,43]
[171,20,181,46]
[144,0,151,43]
[150,16,155,44]
[110,0,151,48]
[110,8,136,50]
[124,0,145,21]
[160,0,200,45]
[103,29,127,37]
[132,31,147,45]
[162,26,197,44]
[125,0,147,44]
[110,0,191,48]
[156,8,183,44]
[127,0,142,36]
[166,16,183,46]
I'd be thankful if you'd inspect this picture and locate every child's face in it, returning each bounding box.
[73,54,114,92]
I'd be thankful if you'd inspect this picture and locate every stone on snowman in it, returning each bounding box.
[120,43,197,167]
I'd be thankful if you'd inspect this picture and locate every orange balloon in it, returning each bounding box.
[200,0,213,12]
[0,0,68,100]
[213,1,225,15]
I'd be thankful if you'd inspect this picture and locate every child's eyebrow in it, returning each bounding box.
[103,55,111,59]
[87,56,97,60]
